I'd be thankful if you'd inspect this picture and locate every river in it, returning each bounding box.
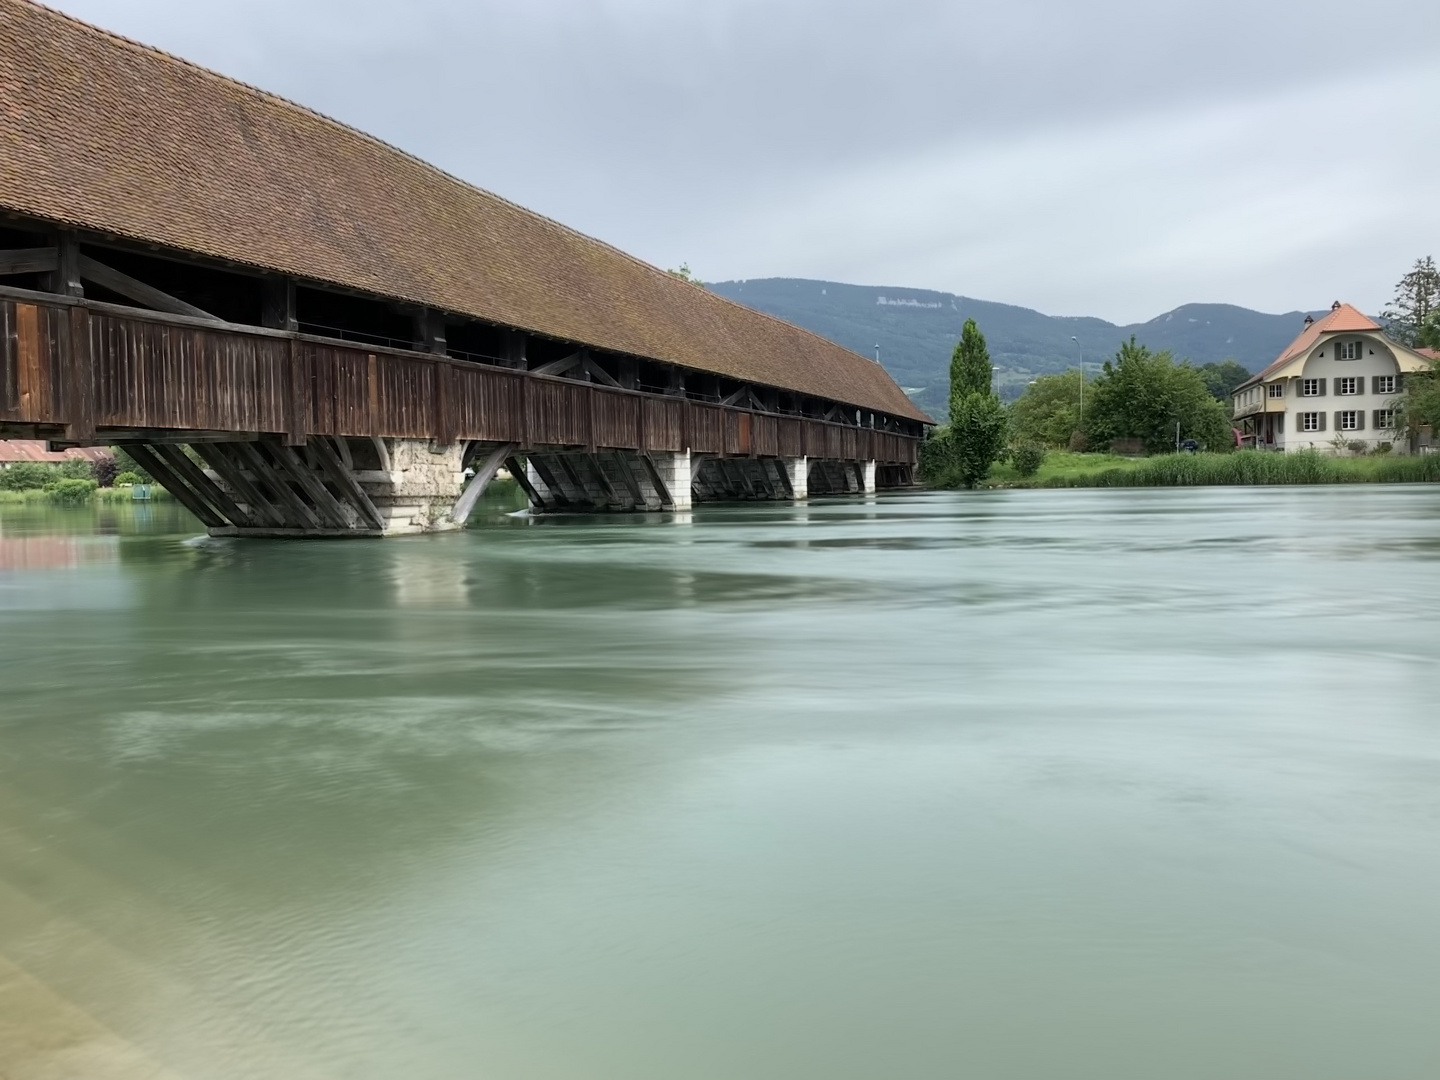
[1,485,1438,1079]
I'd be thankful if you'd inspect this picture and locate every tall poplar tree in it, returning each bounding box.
[949,318,992,419]
[937,319,1007,488]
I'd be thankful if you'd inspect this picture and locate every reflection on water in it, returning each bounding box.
[3,486,1440,1079]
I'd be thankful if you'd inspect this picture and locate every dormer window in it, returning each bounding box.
[1339,341,1361,361]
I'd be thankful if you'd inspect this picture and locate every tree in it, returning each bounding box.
[1197,359,1252,403]
[1009,370,1083,447]
[949,318,992,421]
[1085,337,1231,453]
[932,320,1008,486]
[1397,360,1440,444]
[667,263,702,286]
[1380,256,1440,346]
[948,392,1009,487]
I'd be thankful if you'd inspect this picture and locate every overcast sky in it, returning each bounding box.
[50,0,1440,323]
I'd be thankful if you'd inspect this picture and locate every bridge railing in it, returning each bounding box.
[0,289,920,465]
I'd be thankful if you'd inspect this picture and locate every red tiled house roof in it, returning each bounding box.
[1235,303,1383,391]
[0,440,112,464]
[0,0,929,423]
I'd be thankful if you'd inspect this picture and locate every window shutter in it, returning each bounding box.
[1372,375,1380,394]
[1319,379,1327,396]
[1396,373,1405,391]
[1319,412,1327,432]
[1333,377,1342,395]
[1355,410,1364,431]
[1373,410,1384,430]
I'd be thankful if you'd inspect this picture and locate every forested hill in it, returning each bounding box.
[706,278,1319,417]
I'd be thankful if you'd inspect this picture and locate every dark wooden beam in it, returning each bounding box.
[505,456,549,510]
[609,452,645,508]
[639,453,672,508]
[0,247,58,276]
[78,255,218,320]
[232,441,321,530]
[532,349,584,377]
[123,443,228,528]
[451,442,519,525]
[54,232,83,297]
[262,277,298,331]
[503,330,527,370]
[153,443,252,527]
[193,443,287,529]
[309,436,386,531]
[267,441,355,531]
[527,455,574,507]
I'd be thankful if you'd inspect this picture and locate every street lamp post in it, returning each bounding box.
[1072,336,1083,427]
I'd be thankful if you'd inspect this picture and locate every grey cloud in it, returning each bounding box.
[48,1,1440,321]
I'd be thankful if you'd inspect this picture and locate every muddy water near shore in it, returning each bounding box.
[2,487,1440,1079]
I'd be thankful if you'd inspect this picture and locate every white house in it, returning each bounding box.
[1232,302,1436,452]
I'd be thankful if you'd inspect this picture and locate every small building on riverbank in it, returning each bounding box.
[1232,303,1435,452]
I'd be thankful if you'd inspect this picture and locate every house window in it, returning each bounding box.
[1301,412,1323,432]
[1301,378,1323,396]
[1268,383,1284,398]
[1374,409,1395,430]
[1339,341,1361,361]
[1338,410,1361,431]
[1336,376,1359,395]
[1375,375,1396,394]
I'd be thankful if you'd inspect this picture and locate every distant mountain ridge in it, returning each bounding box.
[706,278,1322,417]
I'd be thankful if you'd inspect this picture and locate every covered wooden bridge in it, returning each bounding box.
[0,0,928,536]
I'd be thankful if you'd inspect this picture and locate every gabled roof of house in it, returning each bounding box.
[0,0,930,422]
[1418,348,1440,362]
[1235,303,1382,391]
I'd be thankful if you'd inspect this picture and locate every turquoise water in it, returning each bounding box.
[2,486,1439,1078]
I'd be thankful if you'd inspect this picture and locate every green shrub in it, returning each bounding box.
[46,478,98,505]
[93,455,119,488]
[56,458,95,481]
[1010,442,1047,478]
[0,462,55,490]
[115,470,143,486]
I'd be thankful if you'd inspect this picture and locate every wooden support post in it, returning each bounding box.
[233,440,321,530]
[557,455,596,505]
[193,443,286,528]
[310,436,386,531]
[153,443,252,526]
[268,441,355,530]
[433,361,454,447]
[639,453,672,508]
[123,444,228,529]
[62,305,95,442]
[506,456,549,510]
[528,455,574,508]
[518,374,532,450]
[262,277,298,331]
[609,452,645,509]
[503,330,527,370]
[585,454,620,504]
[450,442,519,526]
[54,231,83,297]
[285,337,307,446]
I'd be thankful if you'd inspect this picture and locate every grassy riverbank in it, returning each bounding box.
[985,449,1440,488]
[0,486,169,505]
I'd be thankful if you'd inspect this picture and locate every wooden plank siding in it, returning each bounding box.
[0,292,920,465]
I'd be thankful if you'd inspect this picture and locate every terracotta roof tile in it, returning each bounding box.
[0,0,929,422]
